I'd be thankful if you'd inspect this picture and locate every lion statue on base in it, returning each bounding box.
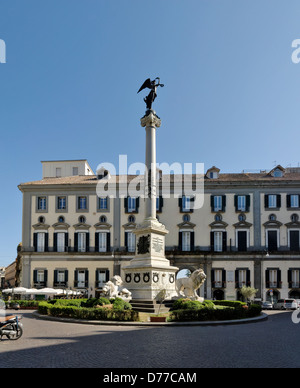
[175,268,206,301]
[102,275,132,300]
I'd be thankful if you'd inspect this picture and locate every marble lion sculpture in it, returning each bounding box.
[175,268,206,300]
[102,275,132,300]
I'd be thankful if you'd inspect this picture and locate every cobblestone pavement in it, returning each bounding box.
[0,310,299,368]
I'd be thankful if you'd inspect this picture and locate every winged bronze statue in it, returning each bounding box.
[137,77,164,110]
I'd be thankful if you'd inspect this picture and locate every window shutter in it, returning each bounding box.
[124,232,128,250]
[106,233,111,252]
[246,195,250,212]
[234,195,238,211]
[124,197,128,212]
[54,270,58,284]
[288,269,292,288]
[265,270,269,288]
[222,195,226,212]
[211,269,215,284]
[235,270,239,287]
[178,197,182,211]
[105,270,110,282]
[85,270,89,287]
[277,194,281,208]
[222,231,227,252]
[277,269,281,288]
[222,269,226,287]
[190,231,195,251]
[33,270,38,284]
[246,269,251,286]
[95,232,99,252]
[65,233,69,252]
[44,270,48,284]
[210,195,214,211]
[53,233,57,252]
[264,195,269,208]
[179,231,183,251]
[210,232,214,251]
[74,233,78,252]
[65,270,68,283]
[287,194,291,208]
[86,233,90,252]
[33,233,38,252]
[74,270,78,287]
[45,233,48,252]
[136,197,140,212]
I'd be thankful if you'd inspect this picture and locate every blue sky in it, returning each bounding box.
[1,0,300,266]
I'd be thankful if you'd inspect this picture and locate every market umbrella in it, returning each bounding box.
[31,288,60,295]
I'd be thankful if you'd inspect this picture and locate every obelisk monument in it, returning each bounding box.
[123,78,178,300]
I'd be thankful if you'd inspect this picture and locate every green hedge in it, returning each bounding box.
[38,298,139,322]
[169,303,262,322]
[5,300,39,308]
[171,298,216,310]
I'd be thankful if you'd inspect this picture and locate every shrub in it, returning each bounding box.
[172,298,215,311]
[213,300,246,308]
[37,299,138,321]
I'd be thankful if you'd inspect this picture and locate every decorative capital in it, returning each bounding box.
[140,110,161,128]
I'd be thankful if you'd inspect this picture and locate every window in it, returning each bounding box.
[78,196,87,210]
[96,269,109,287]
[237,231,247,252]
[56,232,66,252]
[38,216,45,223]
[99,215,107,223]
[56,168,62,177]
[57,196,66,210]
[290,195,300,208]
[213,269,223,288]
[156,196,163,212]
[78,216,86,223]
[211,195,226,212]
[179,231,194,251]
[98,197,108,210]
[290,230,300,251]
[128,197,136,212]
[37,197,47,211]
[182,231,191,251]
[234,195,250,212]
[37,269,45,283]
[214,231,223,252]
[125,197,139,213]
[182,196,191,212]
[289,269,300,288]
[238,269,247,288]
[265,194,281,209]
[211,231,227,252]
[72,167,79,176]
[58,216,65,223]
[273,168,283,178]
[125,231,136,252]
[34,232,48,252]
[77,232,87,252]
[98,232,107,252]
[183,214,190,222]
[267,230,278,251]
[268,269,278,288]
[54,270,68,286]
[76,270,87,288]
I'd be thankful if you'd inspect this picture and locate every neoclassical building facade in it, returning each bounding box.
[18,160,300,302]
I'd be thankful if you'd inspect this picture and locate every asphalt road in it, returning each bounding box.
[0,310,299,368]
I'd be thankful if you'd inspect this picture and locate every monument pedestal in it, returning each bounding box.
[123,218,178,300]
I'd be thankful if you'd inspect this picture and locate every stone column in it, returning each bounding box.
[123,110,178,300]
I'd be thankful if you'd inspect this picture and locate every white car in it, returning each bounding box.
[273,299,298,310]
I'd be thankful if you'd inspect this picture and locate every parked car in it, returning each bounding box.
[262,301,273,310]
[295,299,300,309]
[273,299,298,310]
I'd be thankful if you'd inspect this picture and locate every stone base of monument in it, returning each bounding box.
[123,218,179,301]
[130,299,174,314]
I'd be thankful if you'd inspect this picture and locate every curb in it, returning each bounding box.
[31,311,268,327]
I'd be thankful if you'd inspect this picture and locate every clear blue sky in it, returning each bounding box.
[1,0,300,267]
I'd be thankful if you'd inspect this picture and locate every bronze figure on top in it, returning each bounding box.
[137,77,164,111]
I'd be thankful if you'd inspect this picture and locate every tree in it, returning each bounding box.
[240,286,258,305]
